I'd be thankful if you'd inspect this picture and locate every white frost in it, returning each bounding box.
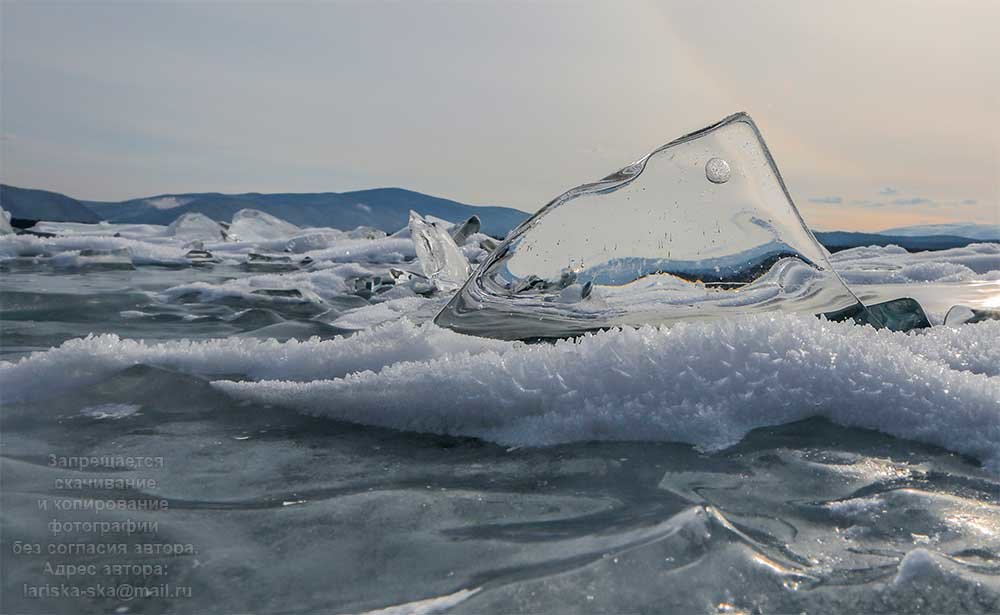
[208,316,1000,472]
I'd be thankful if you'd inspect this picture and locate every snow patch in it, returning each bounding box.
[144,196,192,210]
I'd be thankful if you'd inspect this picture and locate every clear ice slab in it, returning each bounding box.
[436,112,868,340]
[168,212,229,242]
[229,209,301,242]
[409,211,471,292]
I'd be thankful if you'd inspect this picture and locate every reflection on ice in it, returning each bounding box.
[436,113,866,340]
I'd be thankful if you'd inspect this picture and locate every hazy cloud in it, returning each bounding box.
[808,196,843,204]
[891,197,932,206]
[1,2,996,232]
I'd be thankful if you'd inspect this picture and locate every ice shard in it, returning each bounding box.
[229,209,300,242]
[0,207,14,236]
[435,112,867,340]
[449,215,481,245]
[409,211,471,292]
[168,212,229,241]
[857,298,931,332]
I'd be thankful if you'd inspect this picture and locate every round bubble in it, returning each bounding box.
[705,158,731,184]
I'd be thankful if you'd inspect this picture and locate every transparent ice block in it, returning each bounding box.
[409,211,471,292]
[435,112,867,340]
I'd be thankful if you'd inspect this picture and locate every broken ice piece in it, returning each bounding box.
[390,268,436,295]
[185,248,218,264]
[251,288,304,299]
[247,253,293,263]
[944,305,1000,326]
[449,215,481,245]
[840,297,931,332]
[409,211,471,292]
[349,275,396,299]
[0,206,14,236]
[229,209,300,242]
[168,212,229,241]
[435,112,865,340]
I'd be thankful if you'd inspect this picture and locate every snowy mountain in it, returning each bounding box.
[879,223,1000,241]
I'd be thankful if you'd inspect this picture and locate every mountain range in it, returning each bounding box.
[0,184,528,238]
[2,183,997,251]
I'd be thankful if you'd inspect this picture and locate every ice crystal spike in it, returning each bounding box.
[435,112,866,340]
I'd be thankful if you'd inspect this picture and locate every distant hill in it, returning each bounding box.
[879,223,1000,241]
[81,187,531,238]
[0,185,100,224]
[5,183,997,252]
[813,231,990,253]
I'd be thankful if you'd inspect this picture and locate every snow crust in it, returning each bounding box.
[0,319,508,403]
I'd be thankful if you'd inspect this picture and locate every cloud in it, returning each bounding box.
[878,187,899,195]
[808,196,843,204]
[891,197,932,206]
[962,199,978,205]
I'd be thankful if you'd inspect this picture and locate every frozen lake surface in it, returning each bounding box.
[1,222,999,614]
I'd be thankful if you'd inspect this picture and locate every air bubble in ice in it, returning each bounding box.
[705,158,731,184]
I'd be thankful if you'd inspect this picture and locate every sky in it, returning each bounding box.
[2,1,998,232]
